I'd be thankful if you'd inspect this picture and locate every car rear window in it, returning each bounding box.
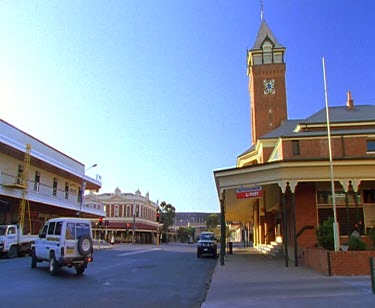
[76,223,91,238]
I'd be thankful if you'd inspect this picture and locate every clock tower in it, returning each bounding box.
[247,19,287,145]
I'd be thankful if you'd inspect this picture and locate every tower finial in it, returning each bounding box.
[260,0,264,20]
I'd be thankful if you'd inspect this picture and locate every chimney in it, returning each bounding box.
[347,91,354,110]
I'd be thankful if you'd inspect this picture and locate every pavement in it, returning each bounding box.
[202,245,375,308]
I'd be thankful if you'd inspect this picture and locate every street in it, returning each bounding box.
[0,243,217,308]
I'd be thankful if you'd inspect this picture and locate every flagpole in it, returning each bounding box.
[322,57,340,251]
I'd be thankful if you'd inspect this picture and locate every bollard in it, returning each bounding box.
[228,242,233,254]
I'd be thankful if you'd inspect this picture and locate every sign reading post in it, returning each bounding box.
[236,186,263,199]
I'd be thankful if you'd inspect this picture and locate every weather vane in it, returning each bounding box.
[260,0,264,20]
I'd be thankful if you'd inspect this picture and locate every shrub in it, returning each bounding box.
[346,235,367,250]
[316,217,334,250]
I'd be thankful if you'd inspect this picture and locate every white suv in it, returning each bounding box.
[31,217,94,275]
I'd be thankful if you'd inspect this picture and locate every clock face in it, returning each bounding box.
[264,79,275,95]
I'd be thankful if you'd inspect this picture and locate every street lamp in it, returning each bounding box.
[79,163,97,217]
[132,202,138,244]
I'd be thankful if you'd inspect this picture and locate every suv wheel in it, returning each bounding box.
[48,252,59,275]
[77,235,93,256]
[31,248,37,268]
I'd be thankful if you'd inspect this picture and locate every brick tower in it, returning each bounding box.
[247,19,288,145]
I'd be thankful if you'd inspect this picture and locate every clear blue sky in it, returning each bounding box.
[2,1,374,212]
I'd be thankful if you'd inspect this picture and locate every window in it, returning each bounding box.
[76,223,91,238]
[17,164,24,184]
[66,223,76,239]
[47,222,56,235]
[114,205,119,217]
[65,182,69,200]
[40,225,47,239]
[363,190,375,203]
[317,190,363,235]
[52,178,58,196]
[55,222,62,235]
[292,140,300,156]
[367,141,375,152]
[34,171,40,191]
[8,226,16,235]
[78,187,82,203]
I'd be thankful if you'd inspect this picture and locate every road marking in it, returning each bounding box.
[117,248,161,257]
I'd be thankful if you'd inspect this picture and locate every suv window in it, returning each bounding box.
[40,225,48,238]
[76,223,91,238]
[55,222,63,235]
[48,222,56,235]
[65,222,91,239]
[66,223,76,240]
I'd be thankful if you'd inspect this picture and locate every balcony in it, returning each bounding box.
[0,172,104,216]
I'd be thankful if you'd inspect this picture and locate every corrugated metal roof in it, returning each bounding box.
[238,104,375,157]
[302,105,375,124]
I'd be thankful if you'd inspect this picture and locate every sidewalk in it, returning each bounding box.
[202,246,375,308]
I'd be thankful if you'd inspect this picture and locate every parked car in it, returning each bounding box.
[197,231,217,258]
[31,217,93,275]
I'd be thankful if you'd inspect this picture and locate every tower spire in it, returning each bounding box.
[260,0,264,20]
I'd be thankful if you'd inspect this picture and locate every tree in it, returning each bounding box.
[159,201,176,241]
[206,214,219,230]
[177,226,195,243]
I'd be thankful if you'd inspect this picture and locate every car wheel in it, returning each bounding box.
[8,245,18,258]
[31,248,37,268]
[197,250,201,258]
[213,250,217,258]
[77,235,93,256]
[48,252,59,275]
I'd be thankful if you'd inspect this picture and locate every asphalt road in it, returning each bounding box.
[0,243,217,308]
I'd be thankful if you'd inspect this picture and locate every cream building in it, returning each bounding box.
[87,188,160,244]
[0,119,103,234]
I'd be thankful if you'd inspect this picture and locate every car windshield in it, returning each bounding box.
[200,233,215,240]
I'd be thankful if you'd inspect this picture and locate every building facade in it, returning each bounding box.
[86,188,160,244]
[214,18,375,266]
[0,119,103,234]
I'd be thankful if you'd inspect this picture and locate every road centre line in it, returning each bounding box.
[117,248,161,257]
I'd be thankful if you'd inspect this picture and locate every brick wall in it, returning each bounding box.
[283,136,370,160]
[303,247,375,276]
[302,247,329,275]
[329,250,375,275]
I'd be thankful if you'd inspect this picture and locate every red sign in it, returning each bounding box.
[236,187,263,199]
